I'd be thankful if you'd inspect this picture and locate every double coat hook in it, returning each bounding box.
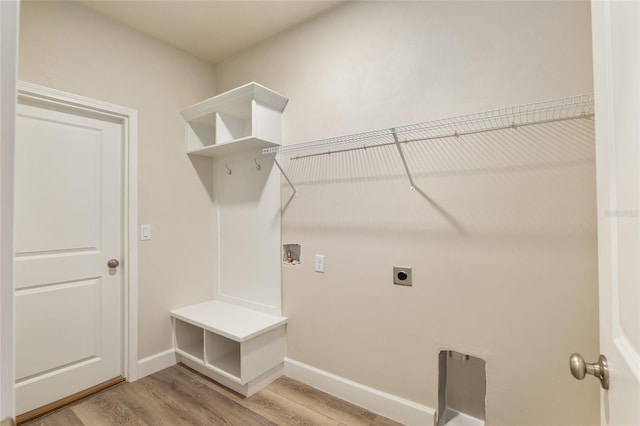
[224,158,263,176]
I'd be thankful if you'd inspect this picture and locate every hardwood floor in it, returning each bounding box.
[24,364,403,426]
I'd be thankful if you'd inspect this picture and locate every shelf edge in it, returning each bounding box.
[180,82,288,121]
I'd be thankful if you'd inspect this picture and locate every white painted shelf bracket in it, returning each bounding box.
[271,153,297,197]
[391,128,417,192]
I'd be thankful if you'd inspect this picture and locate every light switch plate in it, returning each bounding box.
[141,224,151,241]
[315,255,325,273]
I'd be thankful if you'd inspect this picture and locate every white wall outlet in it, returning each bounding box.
[141,224,151,241]
[315,254,325,273]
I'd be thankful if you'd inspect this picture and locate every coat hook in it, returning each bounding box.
[254,158,261,171]
[225,163,232,175]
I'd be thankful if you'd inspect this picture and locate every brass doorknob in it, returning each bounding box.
[107,259,120,268]
[569,353,609,390]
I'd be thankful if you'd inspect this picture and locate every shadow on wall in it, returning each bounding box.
[280,116,596,242]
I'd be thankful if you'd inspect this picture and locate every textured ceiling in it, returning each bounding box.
[79,0,342,64]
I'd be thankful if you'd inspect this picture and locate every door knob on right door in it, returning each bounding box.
[569,353,609,390]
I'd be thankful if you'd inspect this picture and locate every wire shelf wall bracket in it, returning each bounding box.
[263,93,595,195]
[391,128,417,192]
[271,153,297,197]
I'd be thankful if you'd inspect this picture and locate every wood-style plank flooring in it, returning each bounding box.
[24,364,403,426]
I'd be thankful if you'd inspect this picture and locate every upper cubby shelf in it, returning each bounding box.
[180,82,289,157]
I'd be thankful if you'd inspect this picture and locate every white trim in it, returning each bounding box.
[0,1,19,421]
[284,358,435,426]
[16,82,139,382]
[137,349,177,379]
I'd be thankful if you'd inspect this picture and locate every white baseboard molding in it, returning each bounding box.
[137,349,177,380]
[284,358,435,426]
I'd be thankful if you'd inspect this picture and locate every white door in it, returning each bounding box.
[591,1,640,424]
[14,100,123,415]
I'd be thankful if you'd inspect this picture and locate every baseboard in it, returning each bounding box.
[137,349,177,379]
[284,358,435,426]
[137,352,435,424]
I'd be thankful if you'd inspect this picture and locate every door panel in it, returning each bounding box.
[15,252,103,289]
[16,279,100,380]
[14,117,102,255]
[592,1,640,424]
[14,102,123,415]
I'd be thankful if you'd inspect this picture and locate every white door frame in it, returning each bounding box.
[16,82,140,384]
[1,1,19,422]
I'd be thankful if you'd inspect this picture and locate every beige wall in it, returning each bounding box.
[215,1,599,425]
[18,1,216,360]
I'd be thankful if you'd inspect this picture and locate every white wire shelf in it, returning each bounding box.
[263,93,594,196]
[263,93,594,159]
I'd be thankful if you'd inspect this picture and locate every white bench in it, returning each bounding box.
[171,300,287,396]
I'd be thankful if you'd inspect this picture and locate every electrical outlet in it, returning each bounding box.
[393,266,412,286]
[315,255,325,273]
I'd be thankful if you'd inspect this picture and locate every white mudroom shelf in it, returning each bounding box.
[181,82,288,157]
[176,82,287,396]
[185,136,280,158]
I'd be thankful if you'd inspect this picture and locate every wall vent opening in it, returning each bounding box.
[438,350,486,426]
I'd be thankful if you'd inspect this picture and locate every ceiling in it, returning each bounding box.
[79,0,342,64]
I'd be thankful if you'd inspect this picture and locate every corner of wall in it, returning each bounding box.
[136,349,177,380]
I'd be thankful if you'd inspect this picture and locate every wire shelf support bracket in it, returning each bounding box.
[391,128,417,192]
[271,153,297,197]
